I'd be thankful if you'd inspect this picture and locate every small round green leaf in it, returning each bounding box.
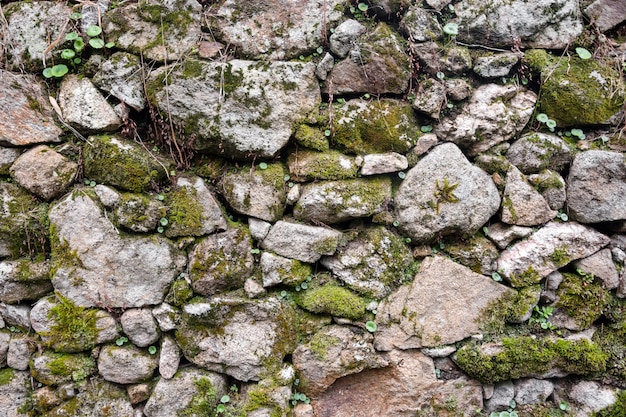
[546,119,557,130]
[148,345,157,355]
[160,218,169,226]
[536,113,549,123]
[89,38,105,49]
[43,68,54,78]
[50,64,69,78]
[74,38,85,51]
[365,321,377,332]
[61,49,75,60]
[65,32,80,41]
[86,25,102,37]
[70,12,82,20]
[357,2,368,11]
[443,22,459,36]
[259,162,268,170]
[220,395,230,404]
[105,41,116,49]
[575,47,592,60]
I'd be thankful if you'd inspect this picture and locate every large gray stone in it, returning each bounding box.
[146,59,320,159]
[0,259,51,303]
[261,221,342,263]
[501,165,556,226]
[394,143,500,243]
[329,19,367,58]
[98,345,158,384]
[93,52,146,111]
[506,132,572,174]
[120,308,160,348]
[585,0,626,32]
[49,192,186,308]
[374,256,515,350]
[0,369,30,417]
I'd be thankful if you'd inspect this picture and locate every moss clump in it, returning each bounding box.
[549,245,571,266]
[454,336,607,383]
[508,266,541,287]
[165,277,194,307]
[294,124,329,152]
[593,323,626,384]
[287,149,357,181]
[0,368,14,385]
[295,284,366,320]
[308,331,340,360]
[43,294,100,352]
[178,377,219,417]
[556,272,608,329]
[39,352,96,384]
[164,185,206,237]
[523,49,556,72]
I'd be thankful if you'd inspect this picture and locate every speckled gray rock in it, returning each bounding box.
[144,367,228,417]
[527,170,567,211]
[0,148,21,175]
[569,380,617,414]
[497,221,610,287]
[411,42,473,77]
[412,78,446,118]
[93,52,146,111]
[158,335,181,379]
[455,0,583,49]
[501,165,556,226]
[506,132,572,174]
[294,178,392,224]
[114,193,162,233]
[329,19,367,58]
[567,150,626,223]
[0,70,63,146]
[0,369,30,417]
[7,336,33,370]
[486,223,534,250]
[394,143,500,243]
[58,75,121,132]
[374,256,515,350]
[484,381,515,414]
[260,252,311,288]
[399,6,443,42]
[151,303,180,332]
[30,351,96,386]
[573,249,620,289]
[435,84,537,156]
[261,221,342,263]
[585,0,626,32]
[121,309,160,348]
[292,325,388,396]
[360,153,408,176]
[0,333,9,367]
[44,379,134,416]
[321,226,412,298]
[147,59,320,159]
[514,378,554,405]
[10,145,78,201]
[0,260,51,303]
[0,303,31,330]
[98,345,158,384]
[473,53,521,78]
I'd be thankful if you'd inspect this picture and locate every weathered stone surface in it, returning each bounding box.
[0,303,31,330]
[473,52,521,78]
[144,367,228,417]
[103,0,202,62]
[147,59,320,159]
[412,78,446,118]
[435,84,537,156]
[49,192,186,308]
[484,381,515,414]
[10,145,78,201]
[292,325,388,396]
[260,252,311,288]
[569,380,617,414]
[501,165,556,226]
[360,153,408,176]
[248,218,272,242]
[176,296,297,381]
[121,308,160,348]
[2,2,71,71]
[0,148,22,176]
[211,0,345,60]
[394,143,500,243]
[567,150,626,223]
[455,0,583,49]
[58,75,121,132]
[0,70,62,146]
[287,150,358,181]
[261,221,342,263]
[399,6,443,42]
[30,295,118,352]
[374,256,515,350]
[0,333,9,367]
[506,132,572,174]
[7,336,33,370]
[329,19,367,58]
[165,176,227,238]
[444,234,500,275]
[293,177,392,224]
[152,303,180,332]
[585,0,626,32]
[326,23,411,95]
[330,99,421,154]
[220,163,287,222]
[320,226,412,298]
[514,378,554,405]
[411,42,473,77]
[46,378,135,417]
[573,249,620,289]
[98,345,158,384]
[114,192,162,233]
[0,369,30,417]
[528,170,567,211]
[93,52,146,111]
[188,226,254,296]
[0,259,51,303]
[158,335,180,379]
[30,351,96,386]
[498,221,610,287]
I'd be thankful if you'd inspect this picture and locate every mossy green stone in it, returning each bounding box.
[556,272,608,329]
[295,284,366,320]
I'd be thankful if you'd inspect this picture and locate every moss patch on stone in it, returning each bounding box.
[295,284,366,320]
[164,185,206,237]
[0,368,14,386]
[43,294,100,352]
[555,272,608,329]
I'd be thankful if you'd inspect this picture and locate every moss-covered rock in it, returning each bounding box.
[287,149,358,181]
[293,124,329,152]
[552,272,609,330]
[114,192,161,233]
[42,378,134,416]
[30,351,96,386]
[295,283,366,320]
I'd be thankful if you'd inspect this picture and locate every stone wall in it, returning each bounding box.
[1,0,626,416]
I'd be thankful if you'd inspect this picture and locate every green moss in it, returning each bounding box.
[523,49,556,73]
[165,277,194,307]
[502,195,517,223]
[308,331,340,360]
[178,377,219,417]
[508,266,541,287]
[593,323,626,383]
[42,352,96,383]
[294,124,329,151]
[454,336,607,383]
[295,284,366,320]
[549,245,571,266]
[43,293,100,352]
[0,368,14,385]
[287,149,357,181]
[164,185,205,237]
[555,272,608,329]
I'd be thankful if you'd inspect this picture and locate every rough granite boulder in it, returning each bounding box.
[98,345,159,384]
[44,378,135,416]
[394,143,501,243]
[0,259,52,303]
[92,52,146,111]
[506,132,572,174]
[0,369,31,417]
[146,59,320,159]
[261,221,342,263]
[501,165,556,226]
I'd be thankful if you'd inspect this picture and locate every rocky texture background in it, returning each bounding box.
[0,0,626,416]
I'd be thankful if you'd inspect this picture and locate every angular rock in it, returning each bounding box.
[326,23,411,95]
[260,252,312,288]
[103,0,202,62]
[567,150,626,223]
[49,192,186,308]
[455,0,583,49]
[498,221,610,287]
[374,256,515,350]
[292,325,388,396]
[412,78,446,118]
[83,134,169,192]
[527,170,567,211]
[573,249,620,290]
[585,0,626,32]
[0,333,9,367]
[331,99,421,154]
[506,132,572,174]
[176,296,297,381]
[0,148,21,175]
[0,369,30,417]
[98,345,158,384]
[315,52,335,81]
[158,335,180,379]
[30,294,118,352]
[411,42,473,77]
[10,145,78,201]
[0,259,51,303]
[394,143,501,243]
[501,165,556,226]
[146,59,320,159]
[514,378,554,405]
[0,70,62,146]
[261,221,342,263]
[287,150,358,181]
[445,78,472,101]
[144,367,227,417]
[211,0,346,60]
[329,19,367,58]
[569,380,617,413]
[399,6,443,42]
[411,133,439,156]
[484,381,515,414]
[2,2,71,71]
[58,75,121,132]
[30,351,96,386]
[220,163,287,222]
[295,282,366,319]
[114,192,162,233]
[444,234,500,275]
[320,226,412,298]
[46,378,134,416]
[360,153,408,176]
[435,84,537,156]
[152,303,180,332]
[164,176,228,238]
[248,218,272,242]
[7,336,34,370]
[93,52,146,111]
[473,53,521,78]
[293,177,392,224]
[0,303,31,330]
[188,226,254,296]
[121,309,160,348]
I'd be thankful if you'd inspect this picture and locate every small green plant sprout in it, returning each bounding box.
[570,128,586,140]
[43,64,69,79]
[290,391,311,406]
[436,71,446,80]
[324,129,332,137]
[433,177,459,213]
[365,321,377,332]
[421,125,433,133]
[559,400,570,411]
[529,305,556,330]
[258,162,268,170]
[148,345,157,355]
[555,210,568,222]
[115,336,128,346]
[398,171,406,179]
[250,248,261,255]
[576,268,595,285]
[575,47,592,60]
[491,271,503,282]
[215,394,230,413]
[279,290,288,299]
[442,22,459,37]
[536,113,557,132]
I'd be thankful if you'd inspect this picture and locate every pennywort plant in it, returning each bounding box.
[536,113,557,132]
